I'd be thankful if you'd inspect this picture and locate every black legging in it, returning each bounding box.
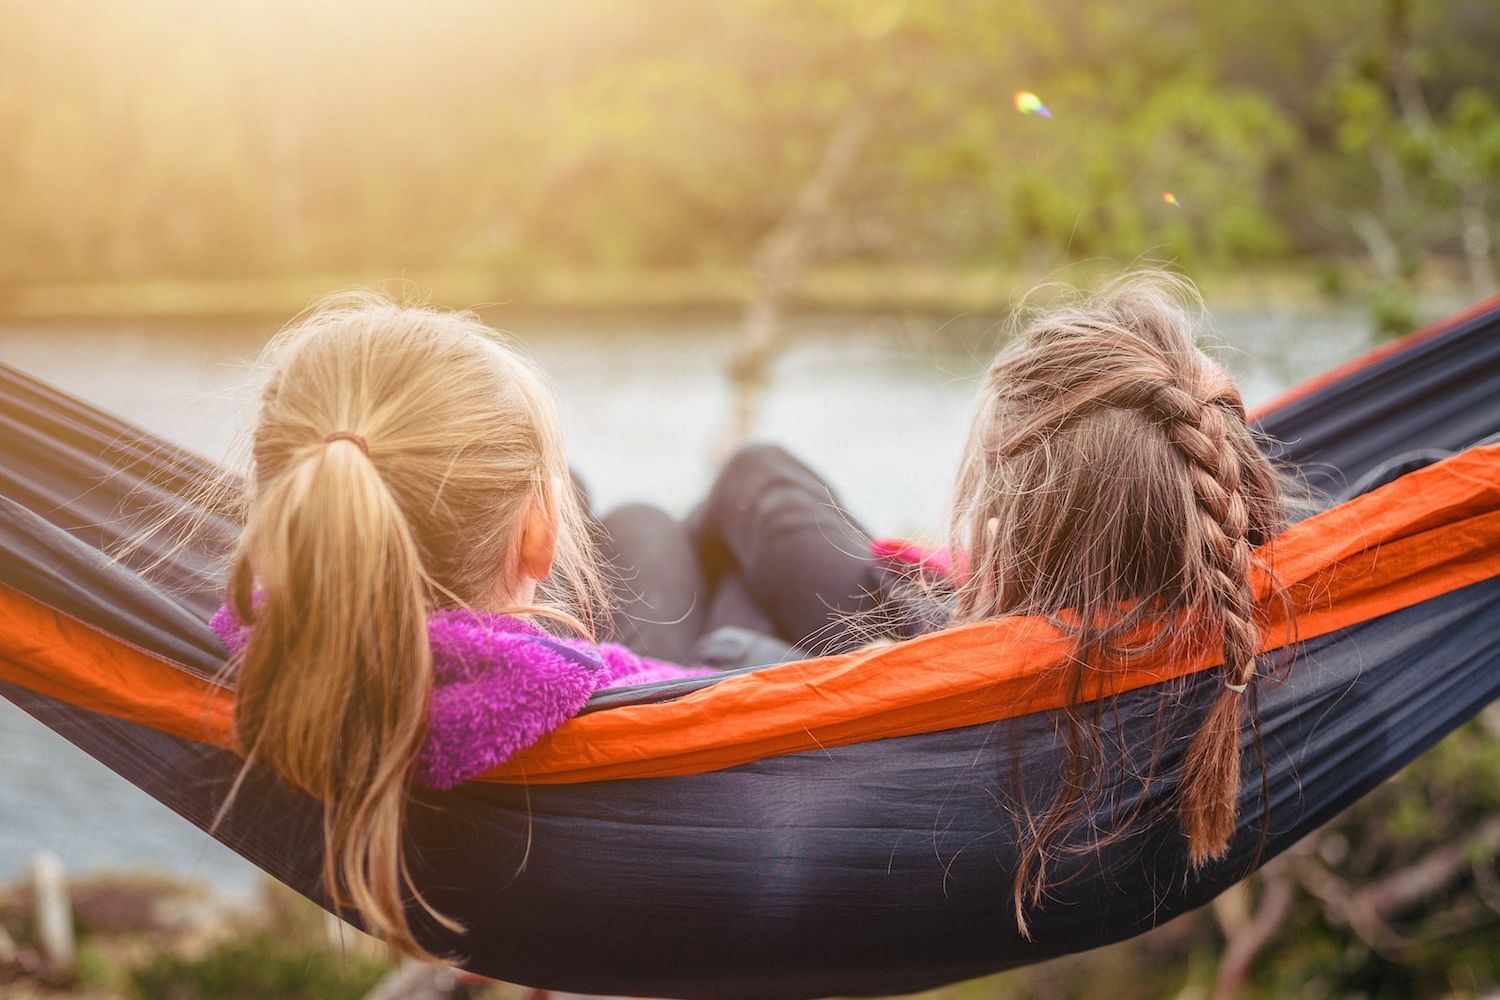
[598,502,804,669]
[597,501,711,665]
[600,442,1470,667]
[689,443,896,655]
[598,444,921,665]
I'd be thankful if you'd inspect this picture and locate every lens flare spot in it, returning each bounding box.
[1013,90,1052,118]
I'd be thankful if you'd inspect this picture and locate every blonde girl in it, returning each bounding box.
[212,295,706,956]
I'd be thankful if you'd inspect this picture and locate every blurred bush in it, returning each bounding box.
[0,0,1494,310]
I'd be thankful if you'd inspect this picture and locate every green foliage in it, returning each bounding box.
[1245,718,1500,999]
[0,0,1494,299]
[128,931,388,1000]
[1315,258,1354,299]
[75,943,120,992]
[1371,285,1421,338]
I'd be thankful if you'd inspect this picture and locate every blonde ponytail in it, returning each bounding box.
[223,293,609,957]
[231,435,441,954]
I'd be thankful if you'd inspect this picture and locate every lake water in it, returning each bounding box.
[0,302,1388,895]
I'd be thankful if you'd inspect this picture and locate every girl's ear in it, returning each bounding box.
[519,477,561,582]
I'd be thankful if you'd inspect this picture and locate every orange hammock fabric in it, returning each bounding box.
[3,440,1498,785]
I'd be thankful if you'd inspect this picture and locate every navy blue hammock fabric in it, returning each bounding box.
[1,298,1499,999]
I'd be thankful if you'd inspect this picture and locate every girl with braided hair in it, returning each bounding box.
[946,270,1289,927]
[671,270,1291,930]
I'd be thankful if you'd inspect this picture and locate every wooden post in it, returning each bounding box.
[29,852,75,976]
[361,958,458,1000]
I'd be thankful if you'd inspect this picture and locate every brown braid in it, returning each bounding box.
[1161,390,1265,865]
[1100,379,1263,864]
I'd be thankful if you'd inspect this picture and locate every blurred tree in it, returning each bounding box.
[0,0,1493,293]
[1329,0,1500,331]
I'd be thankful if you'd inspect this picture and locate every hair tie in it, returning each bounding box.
[324,431,370,456]
[1224,677,1251,694]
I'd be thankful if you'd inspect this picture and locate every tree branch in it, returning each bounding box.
[1351,815,1500,923]
[727,102,878,442]
[1210,864,1298,1000]
[1291,817,1500,957]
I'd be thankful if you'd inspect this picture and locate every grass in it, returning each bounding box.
[127,932,387,1000]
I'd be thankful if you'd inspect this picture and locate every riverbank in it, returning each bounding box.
[0,260,1471,323]
[0,864,389,1000]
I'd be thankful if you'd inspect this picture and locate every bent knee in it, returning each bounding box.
[601,501,678,534]
[719,442,800,485]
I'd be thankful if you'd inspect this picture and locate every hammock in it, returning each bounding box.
[1,297,1498,1000]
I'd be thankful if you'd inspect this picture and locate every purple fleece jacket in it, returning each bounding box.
[210,604,710,790]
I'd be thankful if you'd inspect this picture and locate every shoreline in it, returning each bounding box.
[0,261,1463,324]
